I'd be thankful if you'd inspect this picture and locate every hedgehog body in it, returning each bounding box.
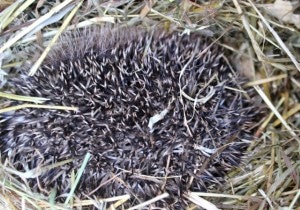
[1,27,260,208]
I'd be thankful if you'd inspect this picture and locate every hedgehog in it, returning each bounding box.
[0,26,262,209]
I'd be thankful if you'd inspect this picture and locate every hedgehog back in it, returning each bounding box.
[1,27,258,208]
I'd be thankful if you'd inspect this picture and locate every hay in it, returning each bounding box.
[0,0,299,209]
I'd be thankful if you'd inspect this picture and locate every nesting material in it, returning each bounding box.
[0,26,262,208]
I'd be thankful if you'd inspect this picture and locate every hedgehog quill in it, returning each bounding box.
[0,26,262,208]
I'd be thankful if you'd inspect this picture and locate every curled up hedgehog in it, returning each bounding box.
[0,26,263,208]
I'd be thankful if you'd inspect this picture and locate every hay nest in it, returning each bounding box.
[0,0,299,209]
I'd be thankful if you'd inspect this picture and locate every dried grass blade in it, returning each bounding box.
[0,0,20,32]
[185,192,220,210]
[245,74,287,87]
[29,1,82,76]
[273,104,300,127]
[254,85,297,138]
[2,159,73,179]
[64,152,91,205]
[1,0,35,30]
[127,193,169,210]
[232,0,265,61]
[0,0,75,54]
[288,190,300,209]
[0,104,78,113]
[0,92,49,103]
[247,0,300,72]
